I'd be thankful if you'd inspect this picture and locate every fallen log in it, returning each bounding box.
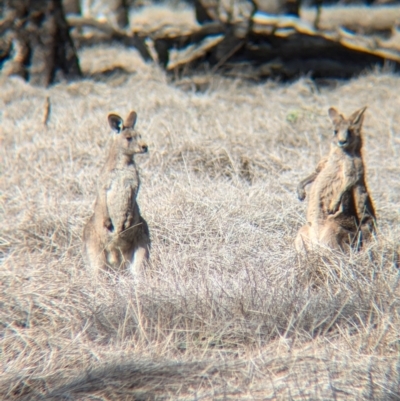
[153,22,226,67]
[158,13,400,78]
[194,0,300,24]
[301,5,400,34]
[66,15,153,62]
[65,6,400,80]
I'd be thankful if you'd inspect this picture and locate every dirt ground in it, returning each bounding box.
[1,42,400,400]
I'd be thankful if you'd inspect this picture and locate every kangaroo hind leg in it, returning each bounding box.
[84,228,107,274]
[130,243,149,277]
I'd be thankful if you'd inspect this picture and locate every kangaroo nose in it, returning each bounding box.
[141,144,148,153]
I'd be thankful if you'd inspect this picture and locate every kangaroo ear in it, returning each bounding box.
[349,106,367,129]
[124,111,137,129]
[328,107,343,126]
[108,114,124,133]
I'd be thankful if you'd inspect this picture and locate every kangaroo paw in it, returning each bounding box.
[297,188,306,201]
[104,217,114,232]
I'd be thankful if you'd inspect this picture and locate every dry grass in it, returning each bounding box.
[1,42,400,400]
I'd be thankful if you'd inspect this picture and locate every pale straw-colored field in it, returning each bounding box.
[1,39,400,399]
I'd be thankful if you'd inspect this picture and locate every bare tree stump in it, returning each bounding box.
[1,0,81,87]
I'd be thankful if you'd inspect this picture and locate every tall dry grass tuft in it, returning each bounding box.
[1,43,400,400]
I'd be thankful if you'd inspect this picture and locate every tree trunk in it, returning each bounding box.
[1,0,81,86]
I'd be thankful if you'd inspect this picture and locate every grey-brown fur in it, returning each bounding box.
[83,110,150,275]
[295,106,376,252]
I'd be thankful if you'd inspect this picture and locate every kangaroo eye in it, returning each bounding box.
[126,137,132,142]
[333,130,338,136]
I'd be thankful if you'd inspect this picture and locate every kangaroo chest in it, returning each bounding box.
[307,154,356,222]
[106,169,140,233]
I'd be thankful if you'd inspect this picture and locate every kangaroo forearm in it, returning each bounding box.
[100,189,112,229]
[338,179,358,200]
[297,157,328,201]
[100,189,108,214]
[329,176,359,213]
[315,156,328,173]
[297,172,317,200]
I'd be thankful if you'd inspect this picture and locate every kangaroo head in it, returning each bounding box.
[328,106,367,152]
[107,111,148,156]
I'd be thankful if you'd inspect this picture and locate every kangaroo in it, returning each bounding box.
[295,106,376,252]
[83,111,150,275]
